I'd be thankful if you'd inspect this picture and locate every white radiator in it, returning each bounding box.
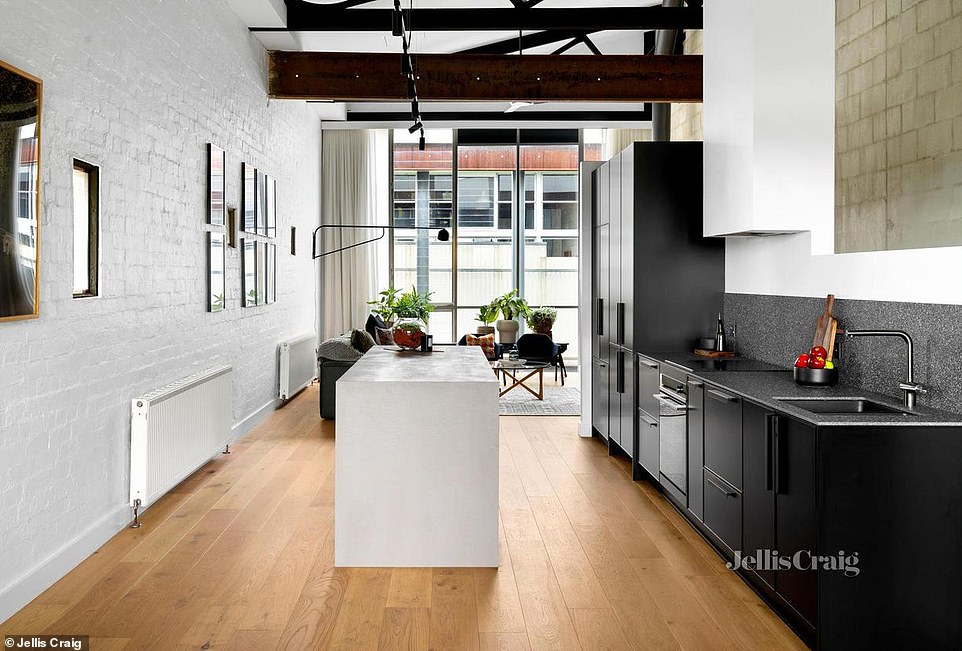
[130,366,233,509]
[279,333,317,400]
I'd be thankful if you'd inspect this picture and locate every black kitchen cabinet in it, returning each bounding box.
[590,358,609,441]
[589,141,724,467]
[742,401,776,589]
[703,467,741,559]
[703,385,742,489]
[638,407,659,478]
[637,355,660,422]
[636,355,659,477]
[741,401,817,634]
[686,378,705,522]
[774,415,816,627]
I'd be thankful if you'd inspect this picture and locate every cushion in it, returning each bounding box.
[317,335,363,362]
[350,329,375,353]
[366,313,387,339]
[466,333,496,360]
[375,326,395,346]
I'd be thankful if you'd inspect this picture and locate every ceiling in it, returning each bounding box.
[226,0,688,127]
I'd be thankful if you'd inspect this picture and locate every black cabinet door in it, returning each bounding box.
[638,407,659,478]
[686,379,705,522]
[595,223,610,357]
[608,345,621,448]
[620,148,634,351]
[591,358,609,441]
[703,468,742,560]
[609,154,622,345]
[620,351,636,458]
[703,385,743,489]
[742,401,776,590]
[636,355,659,422]
[775,416,817,626]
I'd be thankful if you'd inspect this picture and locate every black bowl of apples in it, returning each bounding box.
[793,346,838,386]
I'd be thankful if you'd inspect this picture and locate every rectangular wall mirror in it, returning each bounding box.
[207,144,225,226]
[242,238,257,307]
[0,60,41,321]
[265,242,276,304]
[242,163,256,233]
[266,175,276,238]
[208,232,225,312]
[256,170,267,236]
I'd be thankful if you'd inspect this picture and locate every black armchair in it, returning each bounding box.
[515,333,565,385]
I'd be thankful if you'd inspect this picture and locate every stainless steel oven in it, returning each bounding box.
[655,364,689,504]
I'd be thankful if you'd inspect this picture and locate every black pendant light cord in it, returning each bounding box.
[395,0,425,150]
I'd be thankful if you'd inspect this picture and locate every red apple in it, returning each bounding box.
[808,356,827,369]
[794,353,810,368]
[810,345,827,358]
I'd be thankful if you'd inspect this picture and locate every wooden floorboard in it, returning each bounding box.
[1,383,805,650]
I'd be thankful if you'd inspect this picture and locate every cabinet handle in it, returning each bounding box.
[597,298,604,336]
[638,410,658,427]
[705,472,738,497]
[707,388,740,404]
[616,352,624,394]
[616,302,625,345]
[765,414,775,491]
[774,418,783,495]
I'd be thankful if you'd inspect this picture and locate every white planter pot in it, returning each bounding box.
[476,325,495,336]
[496,319,520,345]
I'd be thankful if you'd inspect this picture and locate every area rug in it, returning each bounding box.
[499,386,581,416]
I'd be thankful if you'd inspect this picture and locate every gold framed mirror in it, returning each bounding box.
[0,59,41,321]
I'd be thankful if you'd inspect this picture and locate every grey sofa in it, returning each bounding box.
[318,357,356,419]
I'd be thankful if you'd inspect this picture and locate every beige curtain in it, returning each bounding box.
[320,130,380,339]
[603,128,653,160]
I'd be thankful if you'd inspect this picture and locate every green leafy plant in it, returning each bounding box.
[491,289,530,321]
[367,286,401,322]
[526,306,558,333]
[475,303,499,326]
[393,286,435,322]
[211,293,225,311]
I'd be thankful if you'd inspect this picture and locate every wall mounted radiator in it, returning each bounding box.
[279,333,317,400]
[130,366,233,516]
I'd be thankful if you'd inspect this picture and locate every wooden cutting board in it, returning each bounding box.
[813,294,837,356]
[694,349,736,358]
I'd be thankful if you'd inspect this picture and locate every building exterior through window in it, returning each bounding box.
[391,128,603,369]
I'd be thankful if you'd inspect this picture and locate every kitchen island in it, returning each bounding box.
[335,345,500,567]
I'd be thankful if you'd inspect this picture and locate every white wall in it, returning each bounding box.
[0,0,320,620]
[709,0,962,305]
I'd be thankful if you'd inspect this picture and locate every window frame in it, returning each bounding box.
[72,159,100,299]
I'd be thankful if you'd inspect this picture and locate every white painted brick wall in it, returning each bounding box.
[0,0,320,617]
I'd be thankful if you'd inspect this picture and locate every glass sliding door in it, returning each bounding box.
[456,142,517,318]
[521,143,581,367]
[391,129,455,342]
[389,129,583,367]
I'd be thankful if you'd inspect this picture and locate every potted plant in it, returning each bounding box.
[367,286,401,326]
[526,306,558,338]
[491,289,530,345]
[475,303,498,336]
[391,286,434,350]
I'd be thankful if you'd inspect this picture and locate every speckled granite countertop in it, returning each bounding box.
[639,351,962,427]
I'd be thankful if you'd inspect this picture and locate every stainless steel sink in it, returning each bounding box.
[775,397,915,415]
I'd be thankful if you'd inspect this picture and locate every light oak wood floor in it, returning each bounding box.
[1,384,805,650]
